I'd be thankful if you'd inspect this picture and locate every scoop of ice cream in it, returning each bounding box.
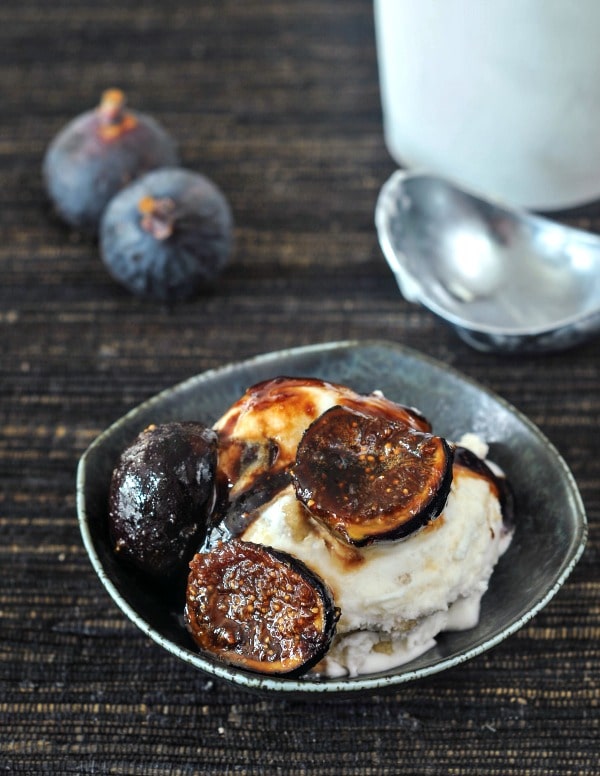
[209,377,513,678]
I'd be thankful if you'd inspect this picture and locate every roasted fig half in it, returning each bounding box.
[292,405,453,546]
[185,540,339,676]
[108,421,217,580]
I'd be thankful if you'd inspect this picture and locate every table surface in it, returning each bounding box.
[1,2,598,774]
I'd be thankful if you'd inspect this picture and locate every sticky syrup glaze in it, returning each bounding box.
[207,378,514,554]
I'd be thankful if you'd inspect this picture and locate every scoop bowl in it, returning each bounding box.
[375,171,600,352]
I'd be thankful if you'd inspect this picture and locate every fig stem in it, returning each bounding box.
[98,88,137,139]
[138,195,176,240]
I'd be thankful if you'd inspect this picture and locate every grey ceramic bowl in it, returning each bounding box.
[76,340,587,697]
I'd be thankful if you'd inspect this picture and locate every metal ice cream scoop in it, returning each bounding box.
[375,171,600,352]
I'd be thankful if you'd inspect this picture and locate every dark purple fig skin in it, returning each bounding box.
[454,445,516,531]
[108,422,217,580]
[99,167,233,303]
[43,90,179,234]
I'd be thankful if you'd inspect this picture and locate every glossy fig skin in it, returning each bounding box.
[454,445,516,532]
[43,89,179,233]
[185,539,340,676]
[100,167,233,303]
[292,405,454,546]
[108,422,217,580]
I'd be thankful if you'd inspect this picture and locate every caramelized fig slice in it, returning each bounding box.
[185,540,339,676]
[292,405,453,546]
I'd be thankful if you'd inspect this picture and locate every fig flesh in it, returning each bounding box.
[292,405,453,546]
[185,540,339,676]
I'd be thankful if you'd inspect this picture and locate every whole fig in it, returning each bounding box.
[43,89,179,233]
